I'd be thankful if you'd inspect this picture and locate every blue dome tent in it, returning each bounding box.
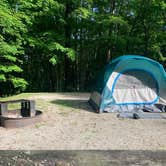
[89,55,166,113]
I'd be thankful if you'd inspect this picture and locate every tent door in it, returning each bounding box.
[112,69,158,104]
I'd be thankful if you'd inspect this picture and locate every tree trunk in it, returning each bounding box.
[64,2,72,91]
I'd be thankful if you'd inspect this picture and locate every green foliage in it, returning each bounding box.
[66,48,75,61]
[0,0,165,94]
[0,0,27,94]
[11,77,28,90]
[74,7,92,19]
[0,74,6,81]
[48,42,66,52]
[49,55,58,65]
[48,43,76,65]
[109,16,128,26]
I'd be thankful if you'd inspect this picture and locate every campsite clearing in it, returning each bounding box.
[0,93,166,150]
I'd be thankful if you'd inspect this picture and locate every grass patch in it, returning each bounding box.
[8,103,21,110]
[0,93,34,101]
[0,93,91,115]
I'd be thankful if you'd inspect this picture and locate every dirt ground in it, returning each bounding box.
[0,93,166,150]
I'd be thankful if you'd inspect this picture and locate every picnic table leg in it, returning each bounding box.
[0,103,7,115]
[21,101,30,117]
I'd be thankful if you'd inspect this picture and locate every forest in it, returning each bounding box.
[0,0,165,95]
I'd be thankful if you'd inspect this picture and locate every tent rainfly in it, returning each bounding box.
[89,55,166,113]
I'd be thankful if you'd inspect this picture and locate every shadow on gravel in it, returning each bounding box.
[0,150,166,166]
[50,99,95,113]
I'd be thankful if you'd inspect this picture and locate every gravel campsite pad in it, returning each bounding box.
[0,93,166,150]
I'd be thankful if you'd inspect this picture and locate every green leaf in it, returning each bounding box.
[0,65,23,73]
[49,56,58,65]
[48,42,66,52]
[11,77,28,90]
[0,74,6,81]
[109,16,128,26]
[3,55,17,62]
[66,48,76,61]
[74,7,92,19]
[0,42,18,55]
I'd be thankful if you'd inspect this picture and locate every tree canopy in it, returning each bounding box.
[0,0,165,95]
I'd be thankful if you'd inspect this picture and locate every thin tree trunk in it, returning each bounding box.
[64,2,72,91]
